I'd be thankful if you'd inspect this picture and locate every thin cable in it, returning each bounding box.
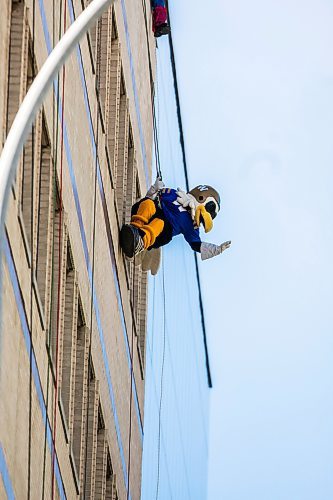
[165,0,212,388]
[42,1,63,496]
[51,1,67,497]
[126,260,136,500]
[83,16,102,497]
[155,260,167,500]
[153,95,162,179]
[27,1,36,497]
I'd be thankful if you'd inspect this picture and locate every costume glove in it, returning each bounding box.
[200,241,231,260]
[146,177,165,199]
[176,189,198,220]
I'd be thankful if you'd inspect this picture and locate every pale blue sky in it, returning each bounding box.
[168,1,333,499]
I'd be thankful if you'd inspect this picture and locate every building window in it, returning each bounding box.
[72,310,90,487]
[6,0,29,136]
[95,7,111,128]
[115,76,129,224]
[59,241,78,438]
[124,128,136,225]
[106,22,121,181]
[19,42,37,251]
[132,265,148,368]
[105,454,118,500]
[83,370,99,497]
[35,114,53,313]
[94,406,108,498]
[137,271,148,364]
[49,186,67,364]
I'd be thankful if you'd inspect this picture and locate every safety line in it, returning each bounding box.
[126,261,136,500]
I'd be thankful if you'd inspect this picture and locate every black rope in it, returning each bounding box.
[164,1,189,191]
[165,1,212,388]
[83,16,102,498]
[28,1,36,496]
[155,259,167,500]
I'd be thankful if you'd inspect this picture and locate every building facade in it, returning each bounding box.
[0,0,156,498]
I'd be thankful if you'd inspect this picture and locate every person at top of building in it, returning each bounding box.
[151,0,171,37]
[120,177,231,261]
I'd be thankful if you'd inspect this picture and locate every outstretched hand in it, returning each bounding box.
[220,241,232,252]
[200,240,232,260]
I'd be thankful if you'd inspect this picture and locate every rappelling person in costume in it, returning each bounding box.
[151,0,171,37]
[120,178,231,270]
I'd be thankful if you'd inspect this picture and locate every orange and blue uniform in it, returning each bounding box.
[131,188,202,252]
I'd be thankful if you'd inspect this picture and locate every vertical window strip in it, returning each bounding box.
[105,458,118,500]
[54,220,68,381]
[124,135,136,224]
[59,242,78,437]
[94,416,108,498]
[19,45,38,250]
[111,474,119,500]
[35,115,53,313]
[32,111,44,267]
[6,1,29,135]
[133,266,142,333]
[138,271,148,363]
[68,291,80,442]
[107,38,121,181]
[84,377,100,498]
[103,8,113,137]
[97,7,112,126]
[116,92,129,223]
[49,199,68,364]
[72,324,90,487]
